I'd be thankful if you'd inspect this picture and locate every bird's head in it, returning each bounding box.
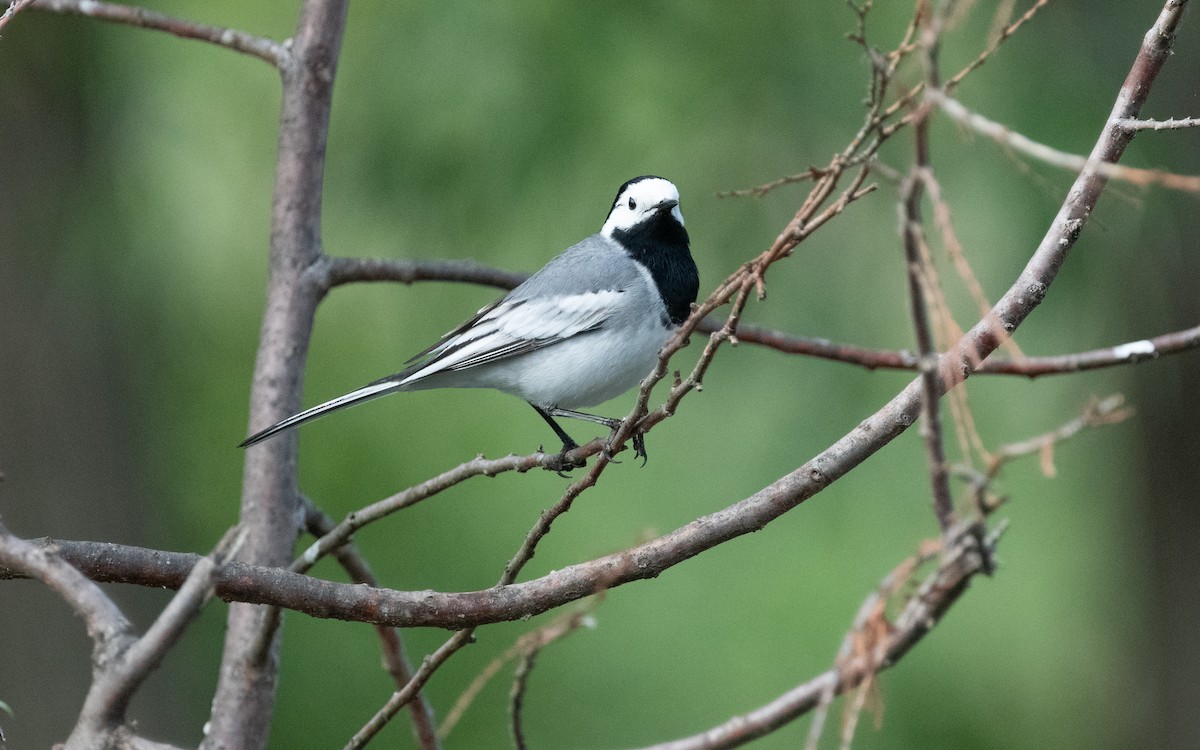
[601,176,685,239]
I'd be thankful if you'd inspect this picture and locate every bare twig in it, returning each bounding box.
[934,92,1200,192]
[1116,116,1200,131]
[28,0,284,65]
[984,394,1132,479]
[943,0,1050,92]
[900,9,957,533]
[349,451,617,746]
[324,255,528,291]
[345,630,475,750]
[292,452,571,576]
[438,606,597,739]
[0,0,36,33]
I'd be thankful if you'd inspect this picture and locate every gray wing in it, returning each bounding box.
[396,234,640,383]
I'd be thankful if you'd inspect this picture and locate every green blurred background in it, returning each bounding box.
[2,2,1198,748]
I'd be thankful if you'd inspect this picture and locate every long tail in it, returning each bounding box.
[239,379,403,448]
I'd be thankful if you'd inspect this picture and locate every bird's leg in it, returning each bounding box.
[531,405,586,475]
[546,408,648,466]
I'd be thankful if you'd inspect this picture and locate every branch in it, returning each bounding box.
[68,528,245,746]
[28,0,284,66]
[984,394,1133,480]
[207,1,349,748]
[0,520,133,662]
[933,91,1200,193]
[632,387,1133,750]
[1116,116,1200,131]
[293,452,569,576]
[324,255,528,291]
[315,253,1200,378]
[901,9,956,533]
[345,630,474,750]
[439,606,596,739]
[0,0,36,33]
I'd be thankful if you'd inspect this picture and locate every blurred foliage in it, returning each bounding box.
[1,2,1198,749]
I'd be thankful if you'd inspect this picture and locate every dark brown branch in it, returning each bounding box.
[902,11,956,533]
[29,0,284,66]
[317,255,1200,377]
[324,255,528,291]
[734,320,1200,376]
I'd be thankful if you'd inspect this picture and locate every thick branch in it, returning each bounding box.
[208,1,349,749]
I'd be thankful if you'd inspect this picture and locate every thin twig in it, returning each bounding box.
[1116,116,1200,131]
[292,452,582,576]
[901,8,957,534]
[0,0,36,33]
[934,92,1200,192]
[439,606,597,739]
[28,0,284,65]
[324,255,528,291]
[984,394,1132,479]
[943,0,1050,92]
[344,631,474,750]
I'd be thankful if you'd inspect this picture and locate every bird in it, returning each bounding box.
[240,175,699,469]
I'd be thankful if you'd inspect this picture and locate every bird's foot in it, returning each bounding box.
[602,426,649,467]
[541,441,586,477]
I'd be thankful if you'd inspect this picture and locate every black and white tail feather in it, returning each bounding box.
[240,176,698,465]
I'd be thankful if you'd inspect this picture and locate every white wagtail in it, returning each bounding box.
[240,176,699,468]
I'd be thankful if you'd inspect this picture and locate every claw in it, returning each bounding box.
[632,432,649,467]
[543,440,585,476]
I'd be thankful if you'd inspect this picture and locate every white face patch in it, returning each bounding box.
[601,178,684,238]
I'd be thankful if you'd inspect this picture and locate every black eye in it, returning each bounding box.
[627,197,637,210]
